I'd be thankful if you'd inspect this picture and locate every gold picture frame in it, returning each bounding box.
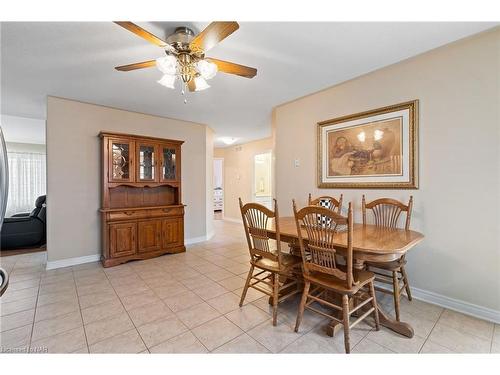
[317,100,418,189]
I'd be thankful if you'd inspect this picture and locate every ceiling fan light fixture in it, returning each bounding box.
[158,74,176,89]
[194,76,210,91]
[220,137,237,145]
[156,55,178,75]
[197,60,218,80]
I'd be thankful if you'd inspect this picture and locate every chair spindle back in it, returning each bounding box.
[308,193,343,213]
[362,195,413,230]
[239,198,281,265]
[293,201,355,290]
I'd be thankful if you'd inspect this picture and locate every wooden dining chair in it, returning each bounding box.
[308,193,343,213]
[239,198,302,326]
[293,201,379,353]
[362,195,413,321]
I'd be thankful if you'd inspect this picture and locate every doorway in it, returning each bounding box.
[213,158,224,220]
[0,118,47,263]
[253,151,272,209]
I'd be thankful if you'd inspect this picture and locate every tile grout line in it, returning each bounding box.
[434,308,495,344]
[101,266,151,353]
[26,269,42,352]
[131,256,229,353]
[207,331,249,353]
[188,314,238,353]
[489,322,496,353]
[277,319,332,353]
[418,307,446,353]
[73,267,91,353]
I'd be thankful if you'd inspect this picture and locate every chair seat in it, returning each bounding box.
[253,252,302,272]
[305,268,375,294]
[365,258,406,271]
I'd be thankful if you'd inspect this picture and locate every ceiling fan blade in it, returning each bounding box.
[114,21,175,52]
[206,58,257,78]
[187,79,196,92]
[115,60,157,71]
[190,22,239,53]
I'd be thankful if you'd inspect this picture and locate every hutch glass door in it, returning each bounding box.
[137,143,158,182]
[108,139,134,183]
[160,145,179,182]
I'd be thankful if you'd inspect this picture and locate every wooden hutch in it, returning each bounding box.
[99,131,185,267]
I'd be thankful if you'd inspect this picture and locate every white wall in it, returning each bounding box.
[274,29,500,314]
[46,96,213,263]
[214,138,274,221]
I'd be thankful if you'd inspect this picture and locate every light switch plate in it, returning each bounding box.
[294,159,300,167]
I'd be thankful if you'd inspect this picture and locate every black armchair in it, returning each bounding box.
[1,195,46,249]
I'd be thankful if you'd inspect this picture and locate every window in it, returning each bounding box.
[5,151,46,217]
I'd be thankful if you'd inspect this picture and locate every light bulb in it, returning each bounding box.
[194,76,210,91]
[156,55,177,75]
[157,74,176,89]
[196,60,218,80]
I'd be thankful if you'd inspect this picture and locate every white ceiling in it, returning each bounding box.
[1,22,497,147]
[0,115,46,144]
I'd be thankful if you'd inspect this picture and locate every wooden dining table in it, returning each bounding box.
[266,217,424,338]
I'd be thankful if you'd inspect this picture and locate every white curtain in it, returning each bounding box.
[5,151,46,217]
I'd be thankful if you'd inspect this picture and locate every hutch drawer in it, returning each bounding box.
[106,206,184,222]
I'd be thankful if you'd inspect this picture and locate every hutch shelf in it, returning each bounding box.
[99,131,185,267]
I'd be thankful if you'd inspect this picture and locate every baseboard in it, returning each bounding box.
[378,284,500,324]
[46,254,100,270]
[185,231,214,245]
[45,232,215,270]
[223,217,242,224]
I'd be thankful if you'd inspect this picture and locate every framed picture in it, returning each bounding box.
[317,100,418,189]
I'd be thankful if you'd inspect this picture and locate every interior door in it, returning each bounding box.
[138,219,162,253]
[109,222,137,257]
[108,138,135,183]
[136,142,158,183]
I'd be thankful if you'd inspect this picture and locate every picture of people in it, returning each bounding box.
[327,117,403,177]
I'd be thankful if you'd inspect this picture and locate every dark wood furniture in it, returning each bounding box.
[239,198,301,326]
[99,132,185,267]
[362,195,413,321]
[308,193,343,213]
[264,215,424,338]
[293,201,379,353]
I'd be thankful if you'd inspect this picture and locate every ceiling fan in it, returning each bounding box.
[114,21,257,101]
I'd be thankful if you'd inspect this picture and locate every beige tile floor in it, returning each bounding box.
[1,219,498,354]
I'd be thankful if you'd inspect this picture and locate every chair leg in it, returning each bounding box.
[400,265,412,301]
[369,281,380,331]
[342,294,350,354]
[239,265,254,307]
[294,281,310,333]
[392,270,401,321]
[272,273,279,326]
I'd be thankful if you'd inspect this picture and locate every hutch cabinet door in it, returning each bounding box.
[108,139,135,183]
[159,144,180,183]
[137,219,162,253]
[162,218,183,248]
[109,222,137,257]
[136,143,159,183]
